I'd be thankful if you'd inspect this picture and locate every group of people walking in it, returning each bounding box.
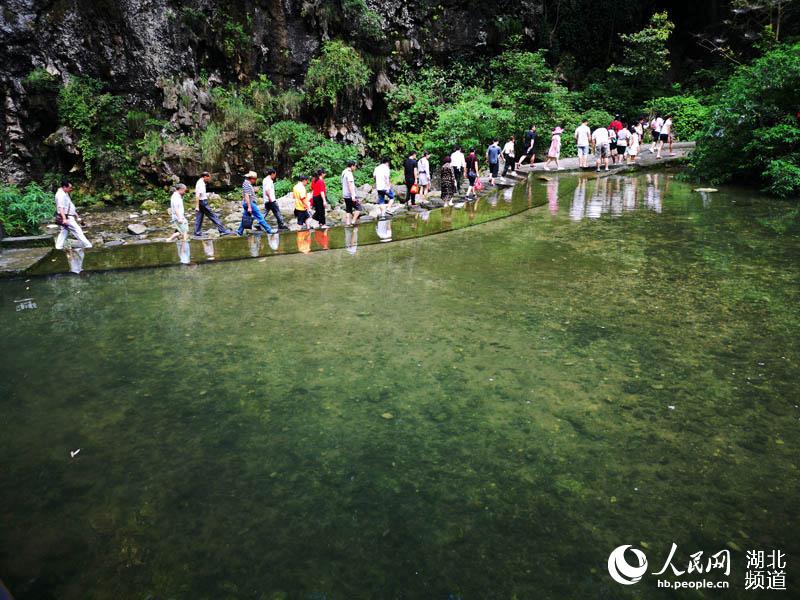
[52,113,676,248]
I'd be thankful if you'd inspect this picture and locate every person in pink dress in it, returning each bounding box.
[543,127,564,171]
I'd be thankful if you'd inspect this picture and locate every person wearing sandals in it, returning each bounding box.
[542,127,564,171]
[417,151,431,198]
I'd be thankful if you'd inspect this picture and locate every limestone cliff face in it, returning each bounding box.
[0,0,543,183]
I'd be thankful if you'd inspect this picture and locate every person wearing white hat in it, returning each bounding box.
[238,170,274,235]
[542,127,564,171]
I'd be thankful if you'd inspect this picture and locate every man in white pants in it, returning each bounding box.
[55,180,92,249]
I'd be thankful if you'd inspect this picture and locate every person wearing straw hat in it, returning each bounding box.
[238,170,274,236]
[542,127,564,171]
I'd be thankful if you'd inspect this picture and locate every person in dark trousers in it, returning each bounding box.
[262,168,289,230]
[403,151,419,205]
[516,126,537,169]
[450,146,466,192]
[501,136,516,177]
[238,171,274,236]
[486,139,501,185]
[194,171,232,237]
[310,169,329,228]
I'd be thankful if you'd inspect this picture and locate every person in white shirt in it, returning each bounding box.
[592,126,611,171]
[341,160,361,226]
[193,171,231,237]
[616,126,630,164]
[167,183,189,242]
[262,168,288,230]
[54,180,92,249]
[450,146,467,191]
[649,114,664,153]
[500,137,515,177]
[574,119,592,168]
[656,115,674,158]
[373,157,393,217]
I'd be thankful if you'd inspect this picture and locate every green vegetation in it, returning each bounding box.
[305,41,372,108]
[608,12,675,109]
[58,76,135,181]
[690,42,800,197]
[23,68,59,94]
[0,183,52,235]
[645,96,710,141]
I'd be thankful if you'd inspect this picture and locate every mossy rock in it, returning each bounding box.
[140,199,160,211]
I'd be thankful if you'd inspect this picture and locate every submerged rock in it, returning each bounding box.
[127,223,147,235]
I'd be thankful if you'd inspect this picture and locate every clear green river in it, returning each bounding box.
[1,172,798,599]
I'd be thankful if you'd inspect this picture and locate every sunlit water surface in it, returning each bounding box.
[1,173,798,599]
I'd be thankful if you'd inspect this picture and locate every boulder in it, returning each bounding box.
[127,223,147,235]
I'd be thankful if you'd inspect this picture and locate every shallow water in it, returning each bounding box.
[1,172,798,599]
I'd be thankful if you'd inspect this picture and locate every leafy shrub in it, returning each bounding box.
[691,42,800,197]
[427,88,515,161]
[58,76,133,180]
[0,183,53,235]
[263,121,325,170]
[305,41,372,108]
[23,68,59,94]
[198,123,225,166]
[645,96,710,141]
[221,19,250,60]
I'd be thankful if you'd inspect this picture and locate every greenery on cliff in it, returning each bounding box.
[2,1,799,234]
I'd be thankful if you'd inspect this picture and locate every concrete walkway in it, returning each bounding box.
[515,141,694,176]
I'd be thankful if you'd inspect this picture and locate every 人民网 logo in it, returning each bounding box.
[608,544,649,585]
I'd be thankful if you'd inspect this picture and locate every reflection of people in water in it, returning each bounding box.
[570,178,587,221]
[202,239,215,260]
[547,179,559,215]
[296,230,312,254]
[502,187,513,203]
[376,218,392,242]
[267,233,280,252]
[313,230,330,250]
[467,197,480,221]
[248,232,262,257]
[66,248,85,274]
[610,178,623,216]
[623,178,637,212]
[344,224,359,255]
[587,177,607,220]
[176,240,191,264]
[645,174,663,214]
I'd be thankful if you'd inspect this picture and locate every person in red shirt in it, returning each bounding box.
[609,114,624,133]
[310,169,329,229]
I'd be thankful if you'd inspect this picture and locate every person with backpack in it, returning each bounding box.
[417,151,431,198]
[649,113,663,153]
